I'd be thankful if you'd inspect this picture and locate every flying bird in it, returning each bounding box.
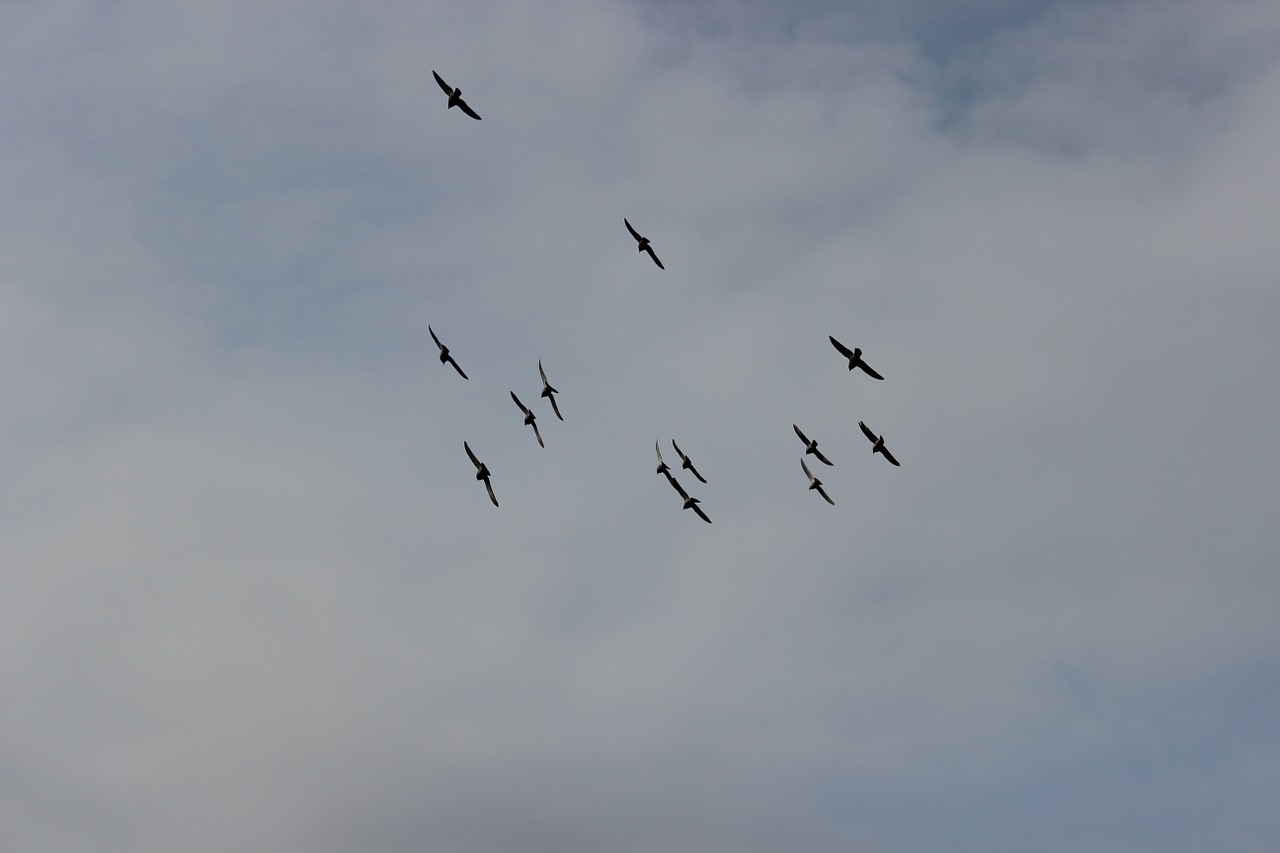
[510,392,544,448]
[671,439,707,483]
[655,440,673,479]
[429,326,468,379]
[464,441,498,506]
[828,336,884,380]
[666,473,712,524]
[624,218,664,269]
[538,360,563,421]
[432,70,482,120]
[801,459,836,505]
[793,424,834,466]
[859,421,901,467]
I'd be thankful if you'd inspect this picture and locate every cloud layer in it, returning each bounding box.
[3,1,1279,850]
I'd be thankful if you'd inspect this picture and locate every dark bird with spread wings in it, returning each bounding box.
[429,326,468,379]
[829,336,884,379]
[655,440,673,479]
[671,439,707,484]
[432,70,482,120]
[510,392,544,448]
[801,459,836,505]
[859,421,901,467]
[793,424,834,466]
[464,441,498,506]
[666,473,712,524]
[624,218,664,269]
[538,360,563,421]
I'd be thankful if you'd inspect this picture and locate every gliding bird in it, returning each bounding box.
[464,441,499,506]
[538,360,563,420]
[666,474,712,524]
[859,421,901,467]
[432,70,482,120]
[671,439,707,483]
[828,336,884,380]
[655,440,673,479]
[624,218,665,269]
[793,424,834,466]
[801,459,836,505]
[510,392,544,448]
[429,326,468,379]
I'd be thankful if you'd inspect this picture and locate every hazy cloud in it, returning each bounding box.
[3,1,1279,850]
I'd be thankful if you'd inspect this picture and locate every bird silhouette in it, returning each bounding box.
[538,360,563,421]
[793,424,834,466]
[672,439,707,483]
[464,441,498,506]
[801,458,836,505]
[859,421,900,466]
[432,70,482,120]
[828,336,884,379]
[655,440,673,478]
[624,218,665,269]
[666,473,712,524]
[429,326,468,379]
[510,392,544,448]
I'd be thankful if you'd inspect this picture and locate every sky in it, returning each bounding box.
[3,0,1279,850]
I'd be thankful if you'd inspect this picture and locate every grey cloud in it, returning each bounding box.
[3,1,1279,851]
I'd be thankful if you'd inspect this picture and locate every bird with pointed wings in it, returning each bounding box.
[828,336,884,379]
[464,442,498,506]
[538,360,563,421]
[429,326,468,379]
[859,421,901,467]
[801,458,836,505]
[671,439,707,483]
[655,440,673,479]
[432,70,482,120]
[510,392,545,448]
[793,424,834,466]
[665,472,712,524]
[624,218,664,269]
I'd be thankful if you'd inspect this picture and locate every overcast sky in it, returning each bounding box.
[3,1,1280,850]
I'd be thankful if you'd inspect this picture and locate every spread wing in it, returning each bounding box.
[484,478,499,507]
[666,474,690,501]
[691,503,712,524]
[511,391,530,415]
[816,484,836,505]
[464,441,481,469]
[801,458,815,483]
[457,99,481,120]
[686,460,707,484]
[858,361,884,380]
[813,446,833,466]
[793,424,809,444]
[655,440,666,465]
[671,439,687,462]
[624,218,642,243]
[429,325,444,350]
[880,445,901,467]
[432,71,454,97]
[829,335,854,359]
[538,361,562,417]
[859,421,878,443]
[530,420,544,448]
[447,356,468,379]
[644,245,665,269]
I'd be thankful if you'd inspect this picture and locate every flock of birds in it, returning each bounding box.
[431,316,564,508]
[431,71,902,521]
